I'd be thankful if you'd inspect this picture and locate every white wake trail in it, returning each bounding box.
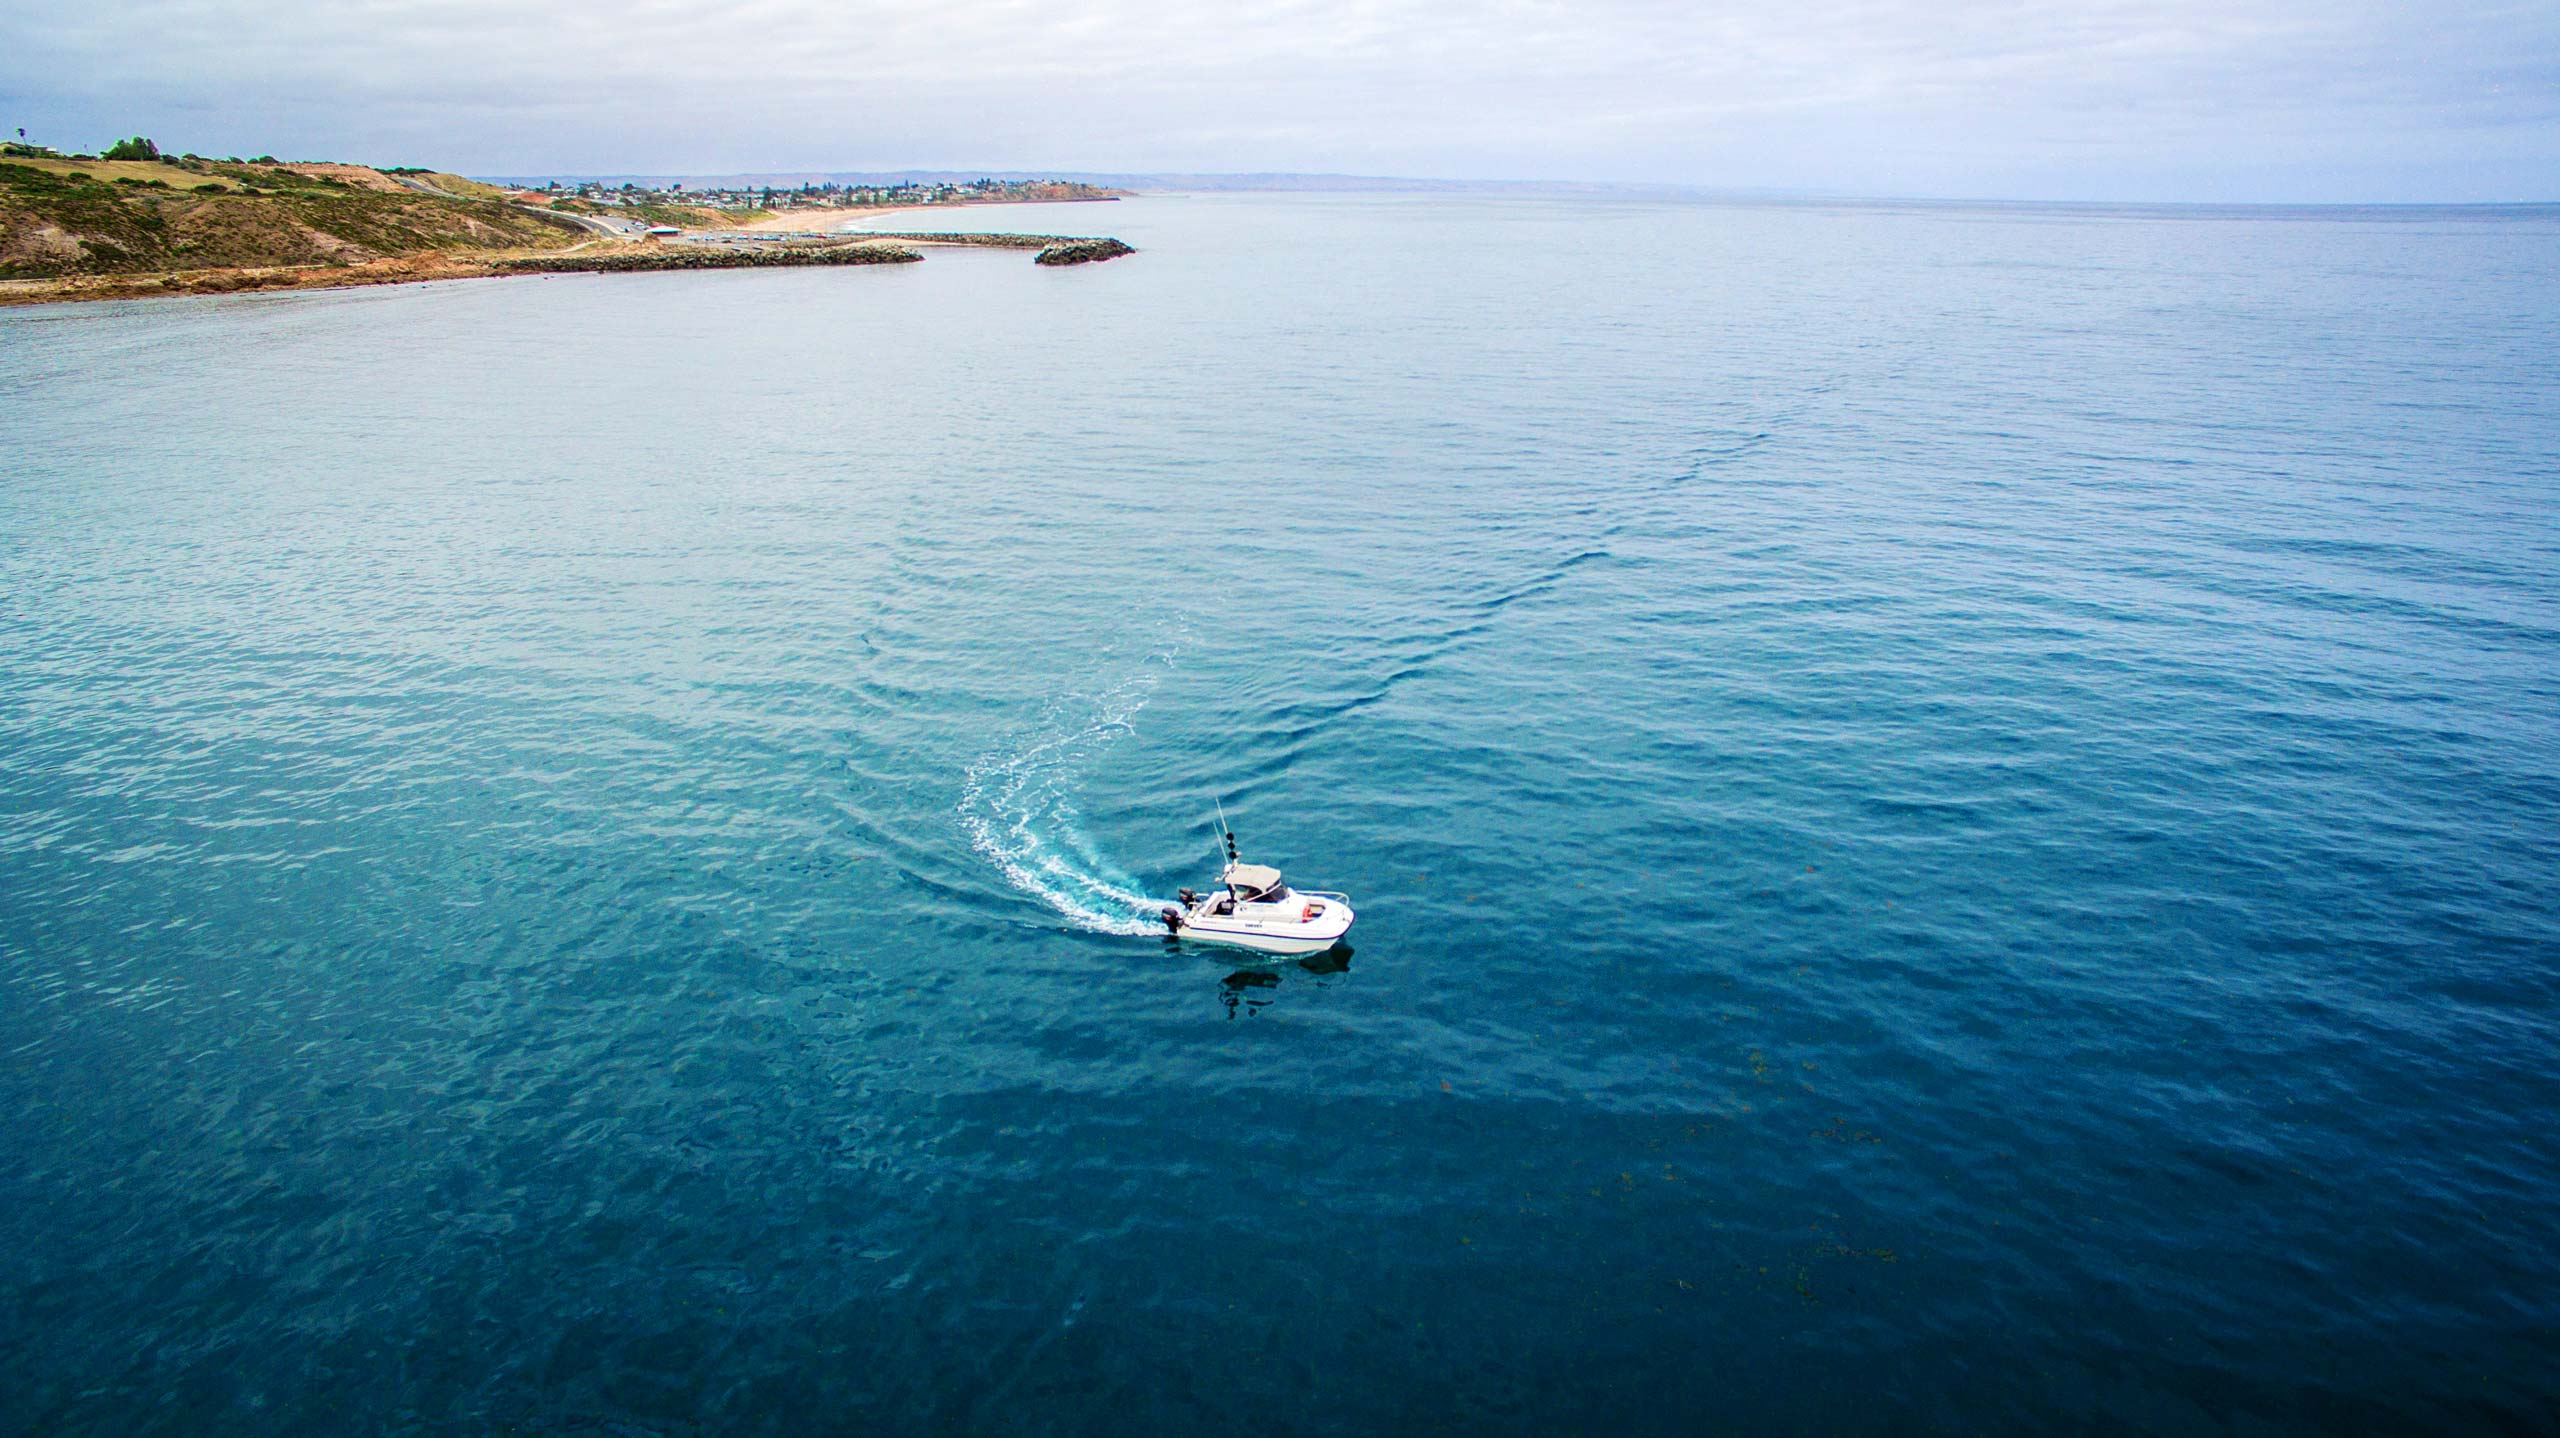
[958,635,1186,935]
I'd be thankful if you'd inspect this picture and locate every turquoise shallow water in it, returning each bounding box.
[4,193,2558,1431]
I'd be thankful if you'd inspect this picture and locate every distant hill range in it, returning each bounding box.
[485,169,2560,211]
[480,169,1716,195]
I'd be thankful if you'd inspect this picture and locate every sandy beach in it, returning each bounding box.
[717,196,1119,234]
[725,205,905,234]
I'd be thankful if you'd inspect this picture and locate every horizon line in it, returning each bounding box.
[469,168,2560,210]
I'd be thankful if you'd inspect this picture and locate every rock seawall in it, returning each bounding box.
[1034,238,1137,266]
[853,231,1136,264]
[500,244,921,274]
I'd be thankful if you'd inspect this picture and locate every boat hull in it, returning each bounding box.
[1167,898,1355,956]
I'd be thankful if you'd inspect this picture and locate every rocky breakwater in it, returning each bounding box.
[1033,238,1136,266]
[499,240,921,275]
[859,232,1137,265]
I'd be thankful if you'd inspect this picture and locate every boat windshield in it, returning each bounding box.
[1236,883,1294,905]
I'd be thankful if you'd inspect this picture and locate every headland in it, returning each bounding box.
[0,142,1135,306]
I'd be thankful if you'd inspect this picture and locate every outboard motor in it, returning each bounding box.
[1177,888,1198,907]
[1159,907,1184,934]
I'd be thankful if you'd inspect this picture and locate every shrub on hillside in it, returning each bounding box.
[102,136,160,161]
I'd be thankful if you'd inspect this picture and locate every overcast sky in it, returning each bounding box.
[4,0,2555,201]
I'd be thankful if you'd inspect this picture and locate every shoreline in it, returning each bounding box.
[0,217,1133,308]
[2,165,1133,308]
[0,252,564,307]
[725,193,1122,235]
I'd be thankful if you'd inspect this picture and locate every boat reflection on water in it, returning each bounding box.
[1216,944,1355,1018]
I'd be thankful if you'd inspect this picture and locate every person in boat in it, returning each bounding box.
[1202,870,1276,915]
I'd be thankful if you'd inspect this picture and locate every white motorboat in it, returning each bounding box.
[1159,826,1355,956]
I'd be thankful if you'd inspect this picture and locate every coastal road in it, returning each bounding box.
[385,173,464,200]
[513,205,634,238]
[382,169,636,241]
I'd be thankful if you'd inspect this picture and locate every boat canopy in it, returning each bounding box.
[1225,862,1283,896]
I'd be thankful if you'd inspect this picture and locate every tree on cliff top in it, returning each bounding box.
[103,136,159,161]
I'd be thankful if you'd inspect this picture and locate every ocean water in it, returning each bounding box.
[3,193,2558,1432]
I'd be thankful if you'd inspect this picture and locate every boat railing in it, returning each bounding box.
[1302,891,1351,902]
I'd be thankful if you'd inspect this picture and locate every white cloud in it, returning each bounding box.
[3,0,2555,198]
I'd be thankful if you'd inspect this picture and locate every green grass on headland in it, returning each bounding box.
[5,157,250,190]
[0,156,581,279]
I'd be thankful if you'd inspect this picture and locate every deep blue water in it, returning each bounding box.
[3,193,2558,1432]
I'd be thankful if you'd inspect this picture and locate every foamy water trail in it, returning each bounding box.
[959,633,1186,934]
